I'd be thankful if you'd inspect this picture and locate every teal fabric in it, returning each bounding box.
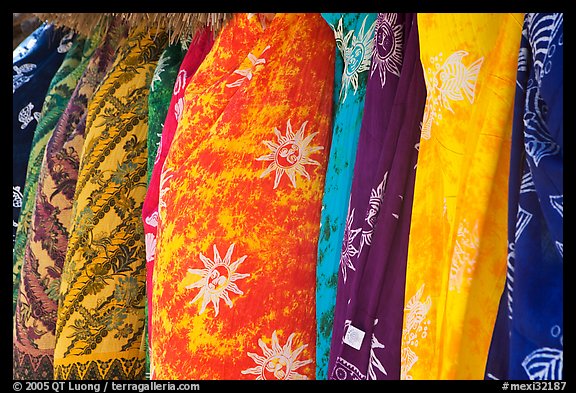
[316,13,377,380]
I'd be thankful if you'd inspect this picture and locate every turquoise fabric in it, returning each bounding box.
[316,13,377,380]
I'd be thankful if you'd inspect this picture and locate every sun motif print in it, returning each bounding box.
[421,50,483,139]
[256,119,324,189]
[241,331,313,380]
[340,200,361,283]
[332,15,376,102]
[185,243,250,316]
[370,13,403,88]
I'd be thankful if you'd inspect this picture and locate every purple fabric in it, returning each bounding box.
[327,13,426,380]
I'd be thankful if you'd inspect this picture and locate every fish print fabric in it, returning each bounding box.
[13,24,69,306]
[12,21,128,381]
[52,24,168,380]
[400,13,523,379]
[150,13,335,380]
[327,13,425,380]
[315,13,376,380]
[485,13,563,381]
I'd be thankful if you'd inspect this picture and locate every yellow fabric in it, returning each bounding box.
[400,13,523,380]
[53,24,168,380]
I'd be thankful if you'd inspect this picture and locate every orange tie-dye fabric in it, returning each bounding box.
[151,13,335,380]
[400,13,523,380]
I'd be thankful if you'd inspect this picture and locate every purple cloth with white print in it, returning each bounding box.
[327,13,425,380]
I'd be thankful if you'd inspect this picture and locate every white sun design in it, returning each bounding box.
[241,330,313,380]
[333,15,376,102]
[185,243,250,316]
[340,201,361,283]
[256,119,324,189]
[370,13,403,88]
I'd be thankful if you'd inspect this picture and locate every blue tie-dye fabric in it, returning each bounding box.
[485,13,563,381]
[316,13,377,380]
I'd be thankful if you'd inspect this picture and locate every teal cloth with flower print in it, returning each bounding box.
[316,13,377,380]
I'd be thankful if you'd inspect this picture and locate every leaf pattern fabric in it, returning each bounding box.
[12,20,128,380]
[52,24,168,380]
[13,24,70,309]
[485,13,563,381]
[13,29,90,314]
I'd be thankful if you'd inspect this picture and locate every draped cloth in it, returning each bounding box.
[142,27,215,376]
[52,25,168,380]
[12,24,72,311]
[12,21,127,381]
[147,43,186,183]
[327,13,425,380]
[315,13,376,380]
[485,13,563,381]
[151,13,335,379]
[400,13,523,379]
[145,39,186,380]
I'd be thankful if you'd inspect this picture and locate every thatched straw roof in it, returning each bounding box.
[33,13,233,42]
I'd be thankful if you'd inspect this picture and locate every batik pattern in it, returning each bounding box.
[141,27,215,378]
[13,23,68,278]
[485,13,563,381]
[12,20,127,380]
[315,12,376,380]
[327,13,425,380]
[13,29,85,313]
[400,13,523,379]
[151,13,335,380]
[52,25,168,380]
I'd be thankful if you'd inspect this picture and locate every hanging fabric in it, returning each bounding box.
[142,26,215,377]
[400,13,523,379]
[13,28,87,314]
[12,19,128,381]
[315,12,377,380]
[485,12,563,381]
[13,23,70,311]
[52,23,169,380]
[151,12,335,379]
[327,13,425,380]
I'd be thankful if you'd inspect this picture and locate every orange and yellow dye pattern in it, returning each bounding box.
[151,13,335,380]
[400,13,523,380]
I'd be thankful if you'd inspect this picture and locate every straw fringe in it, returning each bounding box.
[34,13,232,42]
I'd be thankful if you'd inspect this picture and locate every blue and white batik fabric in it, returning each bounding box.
[485,13,563,381]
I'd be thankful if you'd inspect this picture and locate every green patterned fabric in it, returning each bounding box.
[145,40,186,378]
[147,41,187,183]
[12,31,102,314]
